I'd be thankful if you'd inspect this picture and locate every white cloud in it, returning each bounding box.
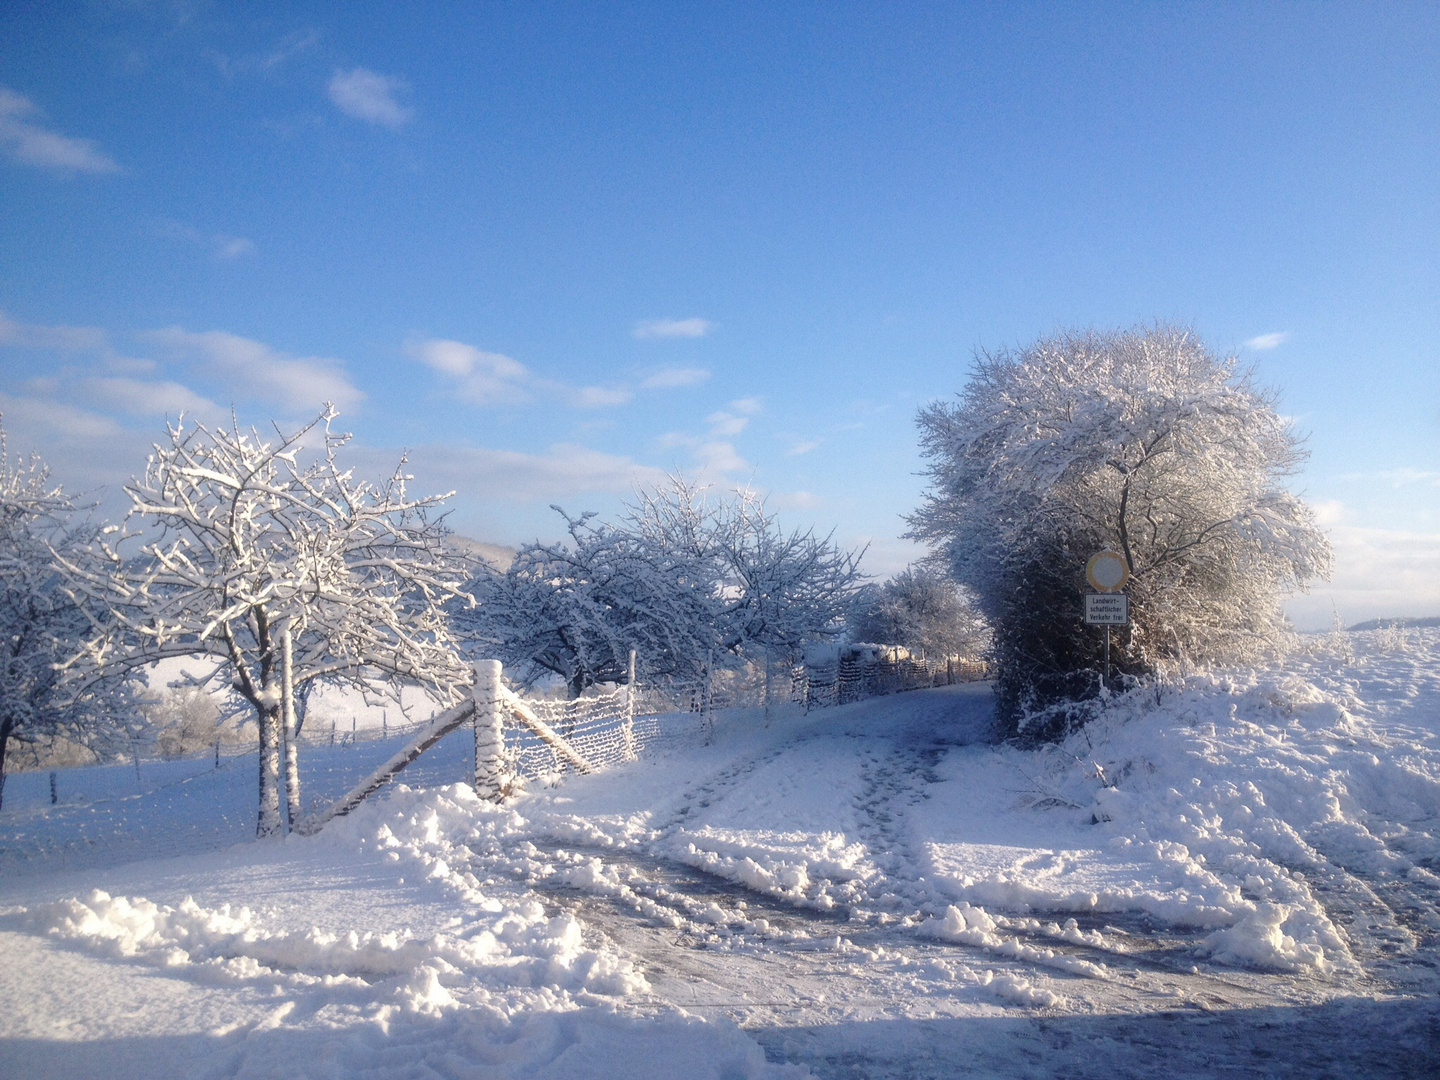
[730,396,763,415]
[567,385,634,408]
[640,367,710,389]
[216,236,255,259]
[706,411,749,437]
[79,376,222,420]
[387,442,668,503]
[1285,523,1440,630]
[213,28,322,77]
[160,220,255,260]
[0,87,121,174]
[786,439,821,456]
[769,490,821,511]
[0,310,107,351]
[633,317,713,340]
[693,440,748,474]
[407,338,530,404]
[143,327,365,412]
[0,391,125,441]
[1244,331,1289,351]
[327,68,412,127]
[853,535,928,578]
[1338,468,1440,488]
[407,337,631,410]
[654,432,749,477]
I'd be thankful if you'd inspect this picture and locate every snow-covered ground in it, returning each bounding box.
[2,629,1437,1078]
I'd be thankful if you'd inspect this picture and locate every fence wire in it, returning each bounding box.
[495,651,989,785]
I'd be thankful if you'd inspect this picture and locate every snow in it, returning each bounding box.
[2,628,1438,1076]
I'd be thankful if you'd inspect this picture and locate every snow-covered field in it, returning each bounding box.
[2,629,1437,1078]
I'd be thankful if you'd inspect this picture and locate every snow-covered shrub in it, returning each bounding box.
[58,407,473,836]
[141,686,229,760]
[0,421,133,807]
[849,563,990,659]
[460,475,862,694]
[909,326,1330,737]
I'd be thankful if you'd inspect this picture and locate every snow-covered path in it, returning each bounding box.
[2,631,1439,1077]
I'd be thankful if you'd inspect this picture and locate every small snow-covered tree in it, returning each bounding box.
[461,476,862,693]
[0,423,131,808]
[60,407,473,835]
[463,507,716,695]
[850,565,990,658]
[909,326,1330,737]
[629,477,863,663]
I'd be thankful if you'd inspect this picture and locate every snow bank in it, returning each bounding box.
[8,780,811,1079]
[919,633,1440,975]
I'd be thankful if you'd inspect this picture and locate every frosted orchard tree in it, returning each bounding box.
[908,326,1330,737]
[627,475,862,663]
[462,475,863,693]
[0,421,132,808]
[60,407,474,836]
[464,506,716,695]
[849,565,990,659]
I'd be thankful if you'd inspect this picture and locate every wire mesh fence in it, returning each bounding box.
[792,651,989,709]
[497,648,989,784]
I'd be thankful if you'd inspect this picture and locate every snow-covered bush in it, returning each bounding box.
[463,505,716,695]
[58,407,474,836]
[460,476,862,694]
[140,686,230,760]
[0,422,133,807]
[909,326,1330,737]
[849,564,990,658]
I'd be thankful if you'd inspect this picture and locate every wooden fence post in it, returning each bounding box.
[473,659,508,801]
[623,649,637,760]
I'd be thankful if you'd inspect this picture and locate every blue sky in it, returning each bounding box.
[1,2,1436,628]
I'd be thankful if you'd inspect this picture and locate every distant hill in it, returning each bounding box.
[1348,616,1440,631]
[448,536,516,570]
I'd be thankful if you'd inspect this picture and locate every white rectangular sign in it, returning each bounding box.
[1084,593,1129,626]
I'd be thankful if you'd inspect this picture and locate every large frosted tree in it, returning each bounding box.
[60,407,473,835]
[909,326,1330,736]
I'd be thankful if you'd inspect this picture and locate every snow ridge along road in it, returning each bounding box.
[2,629,1439,1077]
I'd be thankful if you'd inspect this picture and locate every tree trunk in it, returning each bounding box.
[256,703,283,837]
[281,629,301,832]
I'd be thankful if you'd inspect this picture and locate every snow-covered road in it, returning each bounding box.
[2,631,1438,1077]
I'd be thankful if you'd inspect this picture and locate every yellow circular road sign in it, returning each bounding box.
[1086,550,1130,593]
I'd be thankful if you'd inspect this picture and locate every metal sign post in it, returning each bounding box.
[1084,552,1131,690]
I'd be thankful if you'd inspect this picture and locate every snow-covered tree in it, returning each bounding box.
[850,565,990,658]
[462,507,716,695]
[0,424,131,808]
[630,477,863,662]
[909,326,1330,736]
[59,407,473,835]
[461,476,862,693]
